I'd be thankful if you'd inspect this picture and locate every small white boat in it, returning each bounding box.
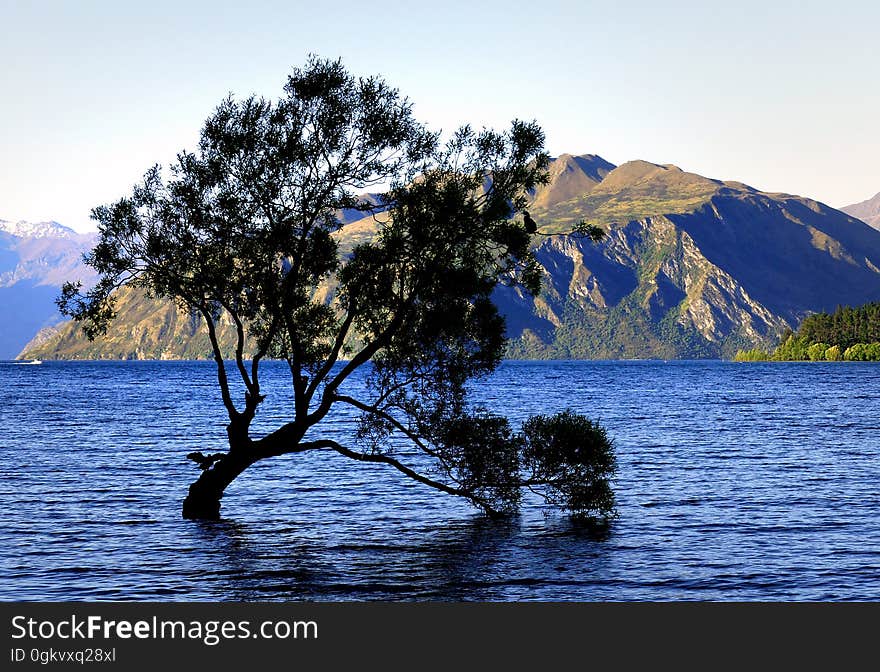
[15,359,42,365]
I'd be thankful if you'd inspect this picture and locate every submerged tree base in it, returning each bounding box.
[182,452,254,520]
[182,493,223,520]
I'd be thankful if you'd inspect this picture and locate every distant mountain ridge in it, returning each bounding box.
[842,192,880,231]
[0,219,83,240]
[20,156,880,360]
[528,153,615,209]
[0,219,96,358]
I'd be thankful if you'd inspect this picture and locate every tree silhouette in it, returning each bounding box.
[59,57,616,521]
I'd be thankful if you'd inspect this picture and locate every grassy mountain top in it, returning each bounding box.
[533,160,726,233]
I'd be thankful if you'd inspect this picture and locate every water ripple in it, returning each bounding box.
[1,359,879,601]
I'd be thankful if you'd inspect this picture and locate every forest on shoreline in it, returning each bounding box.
[735,303,880,361]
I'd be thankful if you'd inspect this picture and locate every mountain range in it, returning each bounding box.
[842,192,880,231]
[0,219,96,359]
[17,159,880,360]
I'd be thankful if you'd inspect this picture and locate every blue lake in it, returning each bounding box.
[2,360,879,601]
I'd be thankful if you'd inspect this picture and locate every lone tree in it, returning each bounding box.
[60,57,616,521]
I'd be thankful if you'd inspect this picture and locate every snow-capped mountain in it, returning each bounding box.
[0,218,82,240]
[0,217,97,359]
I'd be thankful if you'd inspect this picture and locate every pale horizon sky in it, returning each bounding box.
[1,0,878,233]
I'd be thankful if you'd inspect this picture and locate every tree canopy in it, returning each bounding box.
[60,57,616,521]
[735,302,880,361]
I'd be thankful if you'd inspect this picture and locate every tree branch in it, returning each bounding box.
[321,306,408,397]
[218,299,256,396]
[305,300,356,401]
[199,306,239,420]
[331,393,440,459]
[320,438,503,517]
[281,312,309,421]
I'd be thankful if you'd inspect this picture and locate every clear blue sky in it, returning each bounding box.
[1,0,878,232]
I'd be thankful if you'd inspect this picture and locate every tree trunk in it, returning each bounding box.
[181,451,256,519]
[182,421,258,520]
[181,419,306,519]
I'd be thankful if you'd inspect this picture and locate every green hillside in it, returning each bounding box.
[24,286,245,360]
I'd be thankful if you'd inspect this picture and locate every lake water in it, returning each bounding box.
[2,360,879,601]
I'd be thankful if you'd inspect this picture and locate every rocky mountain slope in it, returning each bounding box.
[0,219,96,358]
[21,285,242,360]
[842,192,880,231]
[20,157,880,360]
[503,161,880,358]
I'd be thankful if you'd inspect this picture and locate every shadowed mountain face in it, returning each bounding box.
[0,220,96,359]
[20,156,880,360]
[842,192,880,231]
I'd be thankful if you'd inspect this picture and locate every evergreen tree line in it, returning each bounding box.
[734,302,880,362]
[797,302,880,348]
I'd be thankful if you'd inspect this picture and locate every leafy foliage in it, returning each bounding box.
[807,342,830,362]
[797,302,880,349]
[734,302,880,362]
[430,413,523,515]
[825,344,843,361]
[732,348,771,362]
[522,410,617,520]
[842,342,880,361]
